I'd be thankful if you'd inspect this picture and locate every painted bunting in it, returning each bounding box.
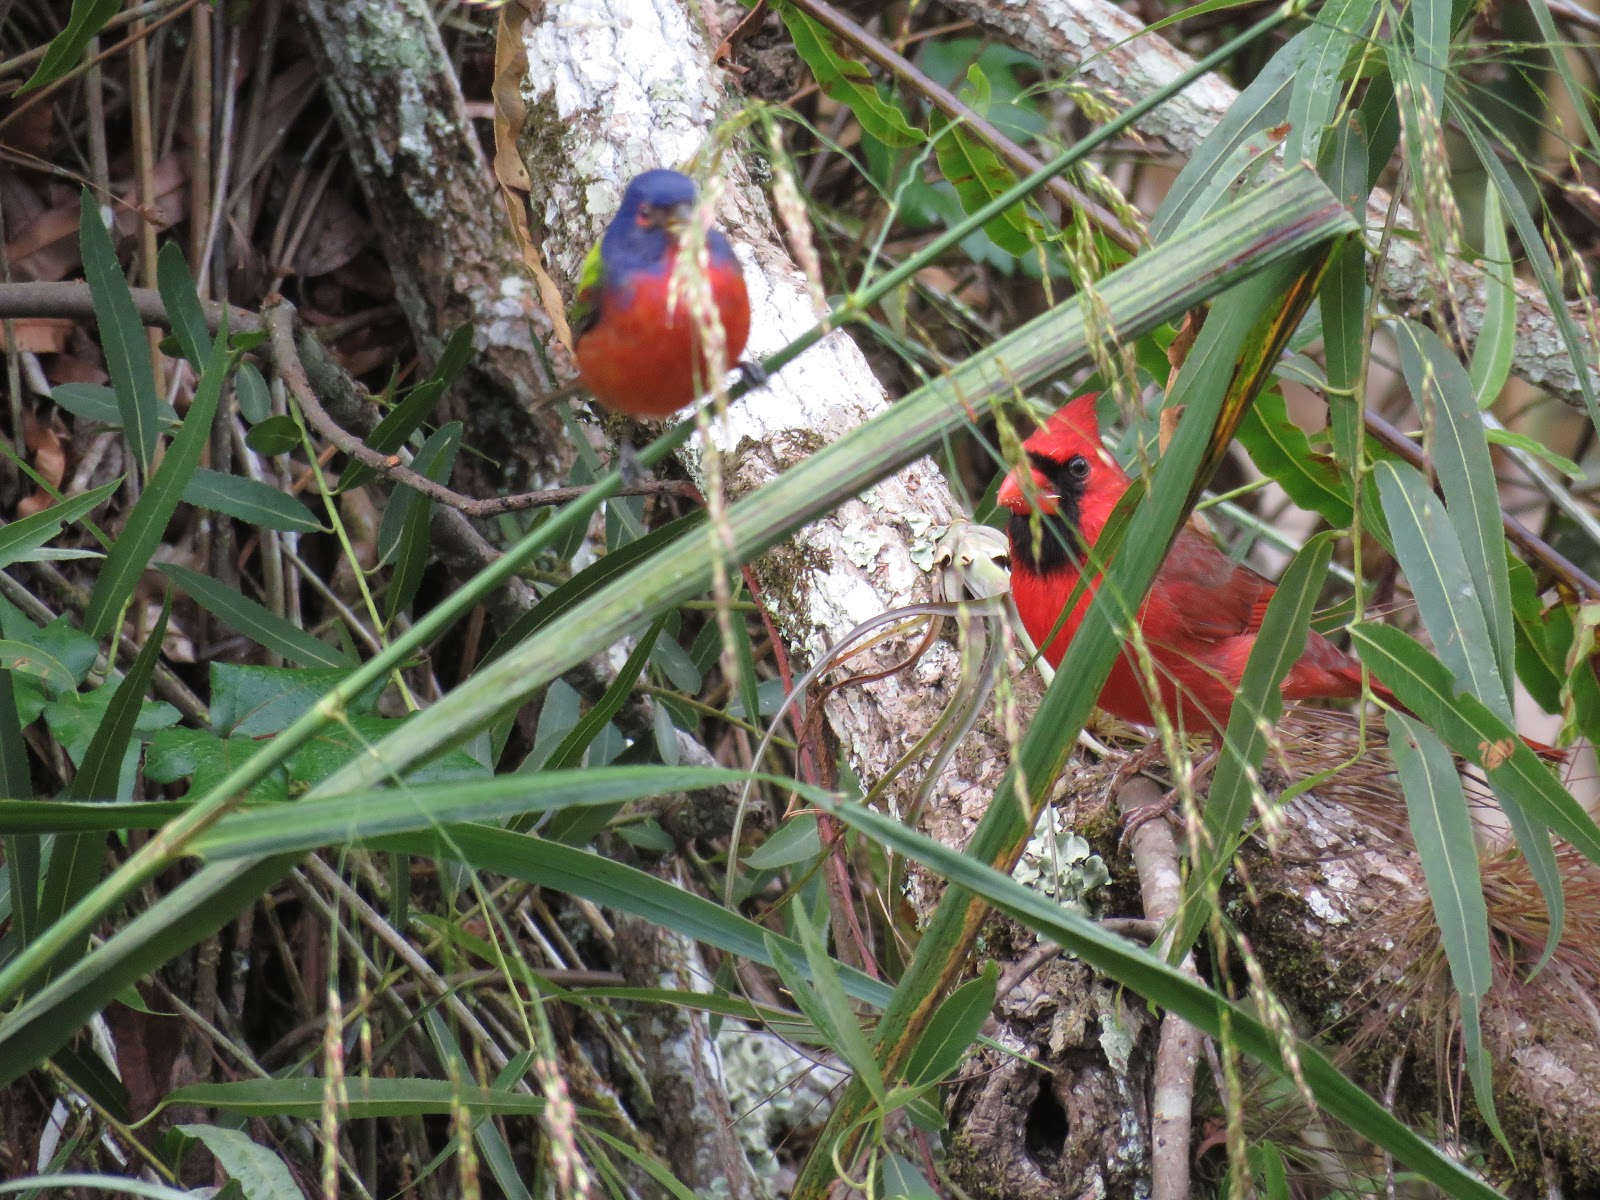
[569,168,753,419]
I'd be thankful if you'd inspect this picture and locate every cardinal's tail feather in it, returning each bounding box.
[1365,678,1568,765]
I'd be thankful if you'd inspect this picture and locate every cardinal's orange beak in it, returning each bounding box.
[997,465,1057,515]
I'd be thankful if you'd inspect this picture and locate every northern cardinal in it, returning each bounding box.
[570,169,753,419]
[1000,393,1562,759]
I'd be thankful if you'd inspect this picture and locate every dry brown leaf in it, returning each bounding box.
[493,0,573,353]
[287,187,368,278]
[6,201,81,282]
[112,153,189,237]
[0,318,72,354]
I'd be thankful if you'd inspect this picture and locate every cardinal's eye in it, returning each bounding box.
[1066,455,1089,481]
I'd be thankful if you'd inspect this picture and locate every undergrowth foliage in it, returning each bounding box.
[1,0,1599,1198]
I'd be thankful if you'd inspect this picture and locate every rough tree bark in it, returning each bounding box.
[298,0,570,491]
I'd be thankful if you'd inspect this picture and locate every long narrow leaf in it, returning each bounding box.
[0,478,120,571]
[1177,533,1334,954]
[78,188,160,468]
[1395,322,1514,684]
[36,602,170,984]
[181,468,323,533]
[85,322,231,639]
[157,562,351,670]
[1375,460,1510,718]
[1387,711,1507,1153]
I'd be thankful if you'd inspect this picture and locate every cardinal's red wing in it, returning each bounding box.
[1150,525,1277,645]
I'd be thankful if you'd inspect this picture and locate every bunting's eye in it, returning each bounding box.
[1066,455,1089,481]
[636,202,656,226]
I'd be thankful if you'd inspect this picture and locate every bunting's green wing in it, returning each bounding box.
[568,240,606,339]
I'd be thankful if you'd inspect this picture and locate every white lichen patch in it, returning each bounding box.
[1014,806,1110,910]
[718,1026,846,1198]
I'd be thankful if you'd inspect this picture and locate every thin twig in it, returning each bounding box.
[1119,775,1199,1200]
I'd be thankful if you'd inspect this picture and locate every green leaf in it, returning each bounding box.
[879,1153,940,1200]
[1319,236,1367,468]
[779,5,924,147]
[155,243,211,368]
[181,468,323,533]
[930,69,1038,257]
[16,0,120,96]
[1352,623,1588,962]
[0,668,40,950]
[85,317,231,639]
[483,511,707,667]
[778,903,885,1103]
[541,617,665,843]
[79,187,161,469]
[244,415,300,456]
[1151,31,1300,238]
[1394,321,1514,686]
[1235,393,1353,526]
[36,601,170,984]
[176,1124,302,1200]
[1387,711,1508,1154]
[901,962,997,1088]
[1283,0,1377,166]
[1459,114,1600,428]
[163,1078,545,1120]
[823,797,1507,1200]
[1179,533,1334,953]
[0,478,119,571]
[745,814,823,869]
[234,362,272,425]
[157,563,352,669]
[209,664,380,738]
[52,383,179,430]
[1469,187,1515,409]
[1375,460,1510,719]
[380,421,462,620]
[184,767,780,859]
[1484,427,1581,478]
[340,323,475,491]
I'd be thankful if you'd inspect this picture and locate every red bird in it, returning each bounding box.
[999,393,1411,736]
[571,169,752,419]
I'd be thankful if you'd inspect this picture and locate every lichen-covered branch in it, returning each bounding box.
[298,0,568,488]
[516,0,1025,837]
[947,0,1600,413]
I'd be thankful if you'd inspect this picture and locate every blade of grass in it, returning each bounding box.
[78,186,160,470]
[84,321,230,639]
[157,563,352,669]
[1387,710,1508,1155]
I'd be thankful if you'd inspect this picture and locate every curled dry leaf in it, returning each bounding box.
[286,186,369,278]
[493,0,573,356]
[16,408,68,518]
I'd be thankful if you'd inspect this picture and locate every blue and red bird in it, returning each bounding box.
[570,169,752,419]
